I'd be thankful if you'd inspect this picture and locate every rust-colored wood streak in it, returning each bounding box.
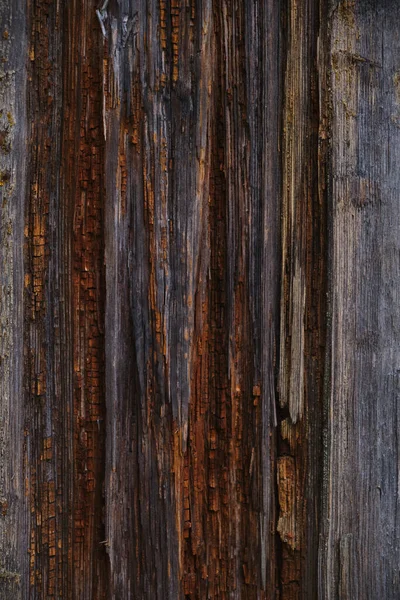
[25,1,108,598]
[1,0,400,599]
[102,1,280,597]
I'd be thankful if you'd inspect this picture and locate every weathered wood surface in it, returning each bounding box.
[0,0,27,597]
[0,0,399,598]
[319,2,400,599]
[103,1,280,597]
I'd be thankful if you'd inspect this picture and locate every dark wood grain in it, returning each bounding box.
[0,0,399,598]
[24,0,108,597]
[102,1,280,597]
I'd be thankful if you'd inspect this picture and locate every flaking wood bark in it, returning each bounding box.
[0,0,399,599]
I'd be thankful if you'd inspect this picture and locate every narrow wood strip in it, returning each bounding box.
[0,0,28,596]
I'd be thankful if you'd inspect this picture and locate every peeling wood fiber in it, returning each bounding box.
[0,0,399,599]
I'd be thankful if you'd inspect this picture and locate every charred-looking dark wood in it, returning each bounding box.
[25,1,108,598]
[102,0,280,597]
[1,0,399,598]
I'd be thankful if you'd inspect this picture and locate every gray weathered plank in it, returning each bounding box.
[0,0,27,597]
[320,1,400,598]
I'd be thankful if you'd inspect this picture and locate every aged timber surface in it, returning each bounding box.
[0,0,27,597]
[0,0,399,599]
[25,0,109,598]
[102,1,280,597]
[319,2,400,599]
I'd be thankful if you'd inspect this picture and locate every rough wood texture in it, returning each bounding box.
[25,1,108,598]
[102,1,280,597]
[0,0,399,598]
[319,1,400,598]
[0,0,27,597]
[278,1,326,597]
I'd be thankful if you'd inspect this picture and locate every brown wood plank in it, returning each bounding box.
[0,0,399,598]
[102,1,281,597]
[24,1,108,597]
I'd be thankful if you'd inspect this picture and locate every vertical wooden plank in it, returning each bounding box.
[320,1,400,597]
[0,0,28,596]
[261,1,282,594]
[278,0,326,597]
[102,0,281,597]
[25,0,108,597]
[63,2,109,597]
[102,0,205,594]
[10,1,400,598]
